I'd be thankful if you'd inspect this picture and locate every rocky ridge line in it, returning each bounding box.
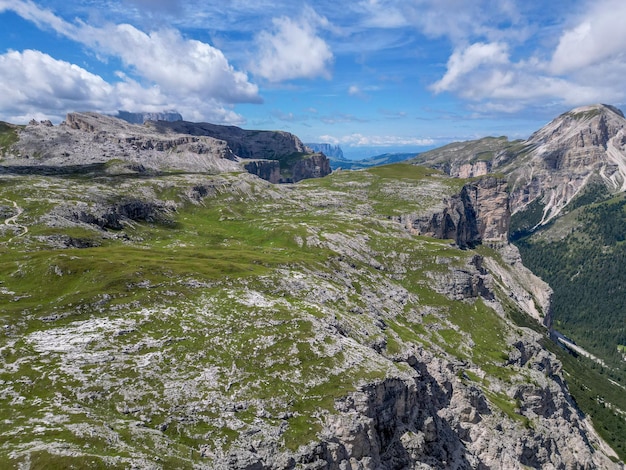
[0,112,331,183]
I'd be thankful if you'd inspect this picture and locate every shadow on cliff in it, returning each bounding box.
[293,357,490,470]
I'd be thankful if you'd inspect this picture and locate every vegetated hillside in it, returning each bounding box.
[512,185,626,458]
[513,182,626,359]
[0,155,620,468]
[409,104,626,460]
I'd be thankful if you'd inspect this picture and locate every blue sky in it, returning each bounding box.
[1,0,626,158]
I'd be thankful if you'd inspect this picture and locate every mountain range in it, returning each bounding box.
[304,143,419,170]
[0,106,625,468]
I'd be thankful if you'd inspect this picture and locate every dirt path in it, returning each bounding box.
[2,199,28,242]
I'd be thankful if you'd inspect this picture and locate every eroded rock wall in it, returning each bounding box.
[405,176,510,248]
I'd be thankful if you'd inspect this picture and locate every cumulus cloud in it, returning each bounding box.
[319,133,434,147]
[430,38,624,111]
[0,49,246,124]
[80,24,261,104]
[551,0,626,75]
[252,8,334,82]
[0,0,261,122]
[0,50,114,122]
[431,42,510,95]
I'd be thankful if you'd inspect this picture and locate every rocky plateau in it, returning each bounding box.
[0,107,623,469]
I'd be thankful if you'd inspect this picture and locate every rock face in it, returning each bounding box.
[484,244,553,324]
[1,112,331,183]
[289,153,332,183]
[414,104,626,225]
[295,345,609,470]
[406,176,510,248]
[457,160,490,178]
[412,136,512,177]
[506,104,626,222]
[150,120,332,182]
[243,160,281,184]
[5,112,239,174]
[155,120,308,159]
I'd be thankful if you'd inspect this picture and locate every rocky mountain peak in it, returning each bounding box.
[411,103,626,226]
[568,103,624,118]
[527,103,626,151]
[508,104,626,222]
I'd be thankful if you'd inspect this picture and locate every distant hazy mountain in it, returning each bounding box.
[305,143,344,159]
[116,110,183,124]
[329,152,419,170]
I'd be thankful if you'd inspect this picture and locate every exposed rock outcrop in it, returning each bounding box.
[244,160,281,184]
[484,244,553,324]
[414,104,626,225]
[288,153,332,183]
[153,120,332,182]
[1,112,332,183]
[404,176,510,248]
[215,344,617,469]
[507,104,626,222]
[4,112,239,174]
[153,120,309,159]
[457,160,490,178]
[55,198,176,230]
[427,254,495,301]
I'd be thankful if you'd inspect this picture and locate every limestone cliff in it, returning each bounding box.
[4,112,239,174]
[403,176,510,248]
[153,120,332,182]
[287,153,332,183]
[506,104,626,223]
[243,160,281,184]
[414,104,626,225]
[1,112,332,184]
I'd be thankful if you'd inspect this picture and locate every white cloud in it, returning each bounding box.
[0,0,261,123]
[320,133,434,147]
[0,49,114,122]
[431,42,510,95]
[358,0,408,28]
[429,39,623,110]
[551,0,626,75]
[399,0,525,44]
[0,49,246,125]
[252,8,334,82]
[80,24,261,104]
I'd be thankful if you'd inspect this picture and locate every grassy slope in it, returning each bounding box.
[0,163,622,466]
